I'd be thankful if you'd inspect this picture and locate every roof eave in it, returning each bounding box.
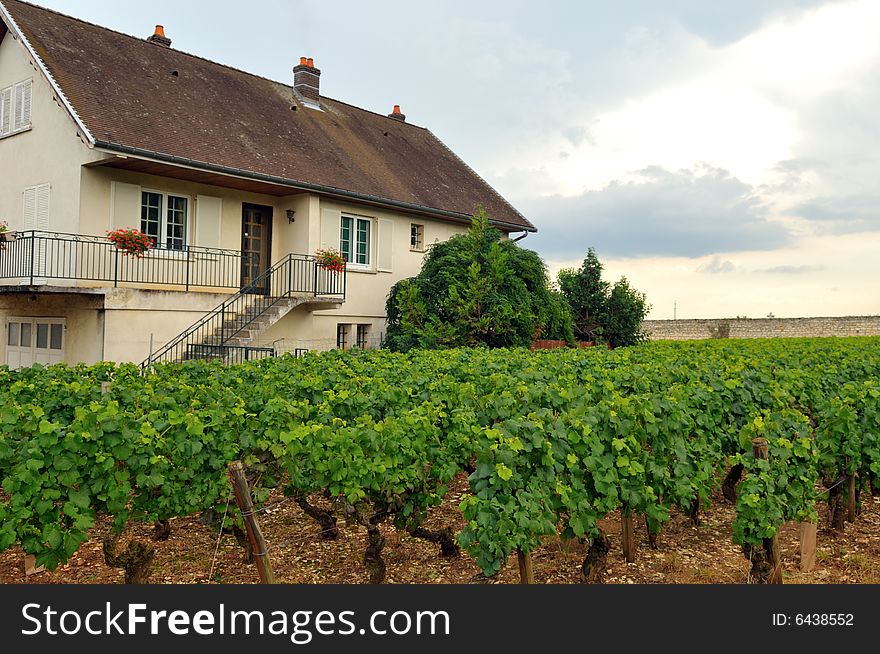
[424,127,535,231]
[93,141,538,233]
[0,0,96,147]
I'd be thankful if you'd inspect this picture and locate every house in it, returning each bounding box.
[0,0,534,367]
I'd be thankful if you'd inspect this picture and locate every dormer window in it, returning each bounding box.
[0,79,33,137]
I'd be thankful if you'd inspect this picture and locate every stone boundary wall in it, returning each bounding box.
[642,316,880,341]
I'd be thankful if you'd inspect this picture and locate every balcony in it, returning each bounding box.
[0,231,346,298]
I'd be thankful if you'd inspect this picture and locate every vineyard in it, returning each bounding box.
[0,337,878,584]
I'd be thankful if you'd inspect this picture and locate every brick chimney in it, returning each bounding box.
[388,105,406,122]
[147,25,172,48]
[293,56,321,106]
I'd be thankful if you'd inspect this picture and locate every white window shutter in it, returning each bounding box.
[14,80,32,131]
[22,186,36,228]
[0,87,11,135]
[320,208,341,250]
[35,184,50,276]
[35,183,50,230]
[195,195,222,248]
[377,218,393,272]
[110,181,141,230]
[21,80,33,127]
[22,184,49,280]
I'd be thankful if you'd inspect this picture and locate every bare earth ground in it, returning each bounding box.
[2,474,879,585]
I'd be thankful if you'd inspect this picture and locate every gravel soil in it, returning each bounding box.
[3,474,878,585]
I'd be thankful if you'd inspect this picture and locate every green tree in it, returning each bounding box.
[385,211,573,352]
[557,248,608,341]
[605,277,650,347]
[558,249,650,347]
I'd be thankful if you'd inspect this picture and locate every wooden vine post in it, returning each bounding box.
[799,521,817,572]
[517,550,535,584]
[228,460,275,584]
[752,438,782,584]
[846,473,857,522]
[621,507,635,563]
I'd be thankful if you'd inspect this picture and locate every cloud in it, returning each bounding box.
[562,126,595,148]
[671,1,829,47]
[697,258,737,274]
[755,264,826,274]
[524,166,792,259]
[791,195,880,234]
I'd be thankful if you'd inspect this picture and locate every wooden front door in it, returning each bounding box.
[241,203,273,294]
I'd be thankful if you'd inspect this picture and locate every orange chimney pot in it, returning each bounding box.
[307,57,315,67]
[300,56,308,66]
[393,105,401,114]
[153,25,166,38]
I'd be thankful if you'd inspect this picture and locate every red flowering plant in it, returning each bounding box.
[106,227,154,258]
[315,247,346,273]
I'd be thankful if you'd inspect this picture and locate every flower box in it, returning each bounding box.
[315,247,346,274]
[107,228,154,258]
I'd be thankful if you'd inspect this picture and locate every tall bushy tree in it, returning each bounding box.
[557,248,608,341]
[385,211,573,352]
[558,249,650,347]
[605,277,650,347]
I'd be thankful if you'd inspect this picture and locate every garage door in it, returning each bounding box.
[6,317,65,369]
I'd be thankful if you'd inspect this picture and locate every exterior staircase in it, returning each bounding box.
[144,253,345,365]
[179,294,332,363]
[196,296,304,348]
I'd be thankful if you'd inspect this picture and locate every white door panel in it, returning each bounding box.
[5,318,65,369]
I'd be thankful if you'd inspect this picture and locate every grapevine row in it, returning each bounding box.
[0,337,877,582]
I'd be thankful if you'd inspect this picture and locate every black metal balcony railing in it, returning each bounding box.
[0,230,248,290]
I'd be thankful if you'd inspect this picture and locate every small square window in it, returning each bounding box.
[356,324,369,349]
[336,323,350,350]
[410,224,424,251]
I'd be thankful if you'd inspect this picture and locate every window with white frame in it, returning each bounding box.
[340,215,371,268]
[410,223,424,251]
[140,191,189,250]
[0,79,32,137]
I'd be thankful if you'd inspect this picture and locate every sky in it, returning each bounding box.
[26,0,880,319]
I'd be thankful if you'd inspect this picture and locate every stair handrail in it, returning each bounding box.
[142,252,344,366]
[142,253,290,366]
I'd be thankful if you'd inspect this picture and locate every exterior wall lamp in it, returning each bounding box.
[286,209,296,224]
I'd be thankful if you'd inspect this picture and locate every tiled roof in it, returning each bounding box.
[0,0,535,231]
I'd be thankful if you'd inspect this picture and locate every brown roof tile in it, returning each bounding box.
[1,0,535,231]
